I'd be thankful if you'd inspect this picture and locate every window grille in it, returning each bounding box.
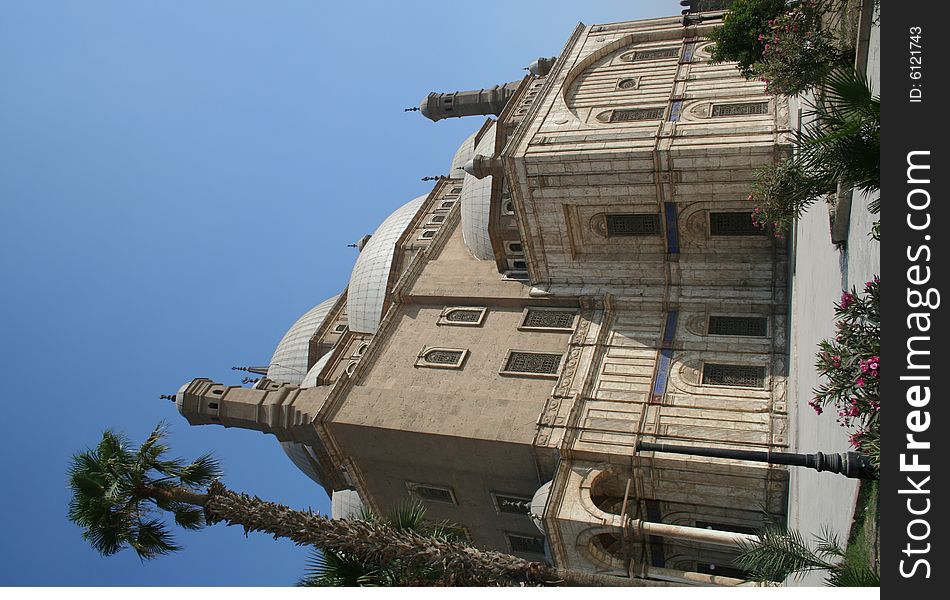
[450,186,463,194]
[712,102,769,117]
[606,213,661,236]
[506,352,562,375]
[413,485,454,503]
[508,242,523,254]
[424,350,464,365]
[523,310,575,329]
[709,212,761,236]
[610,107,665,122]
[334,324,347,332]
[617,77,639,89]
[625,47,679,61]
[507,534,545,554]
[445,309,481,323]
[708,316,768,337]
[702,364,765,387]
[495,494,532,514]
[430,215,445,223]
[441,201,455,208]
[421,230,436,239]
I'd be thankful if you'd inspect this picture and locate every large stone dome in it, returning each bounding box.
[267,295,340,385]
[346,195,426,333]
[460,121,497,260]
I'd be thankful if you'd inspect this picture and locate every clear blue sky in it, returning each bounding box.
[0,0,674,586]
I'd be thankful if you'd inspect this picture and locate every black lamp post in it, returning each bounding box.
[636,441,876,480]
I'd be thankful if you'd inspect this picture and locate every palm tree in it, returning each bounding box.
[68,425,675,587]
[298,501,466,586]
[735,524,879,586]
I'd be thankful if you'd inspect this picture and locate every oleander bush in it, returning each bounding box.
[752,1,849,95]
[812,277,880,471]
[707,0,787,76]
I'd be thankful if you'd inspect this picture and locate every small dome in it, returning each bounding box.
[460,121,497,260]
[331,489,365,520]
[530,481,553,533]
[347,196,426,333]
[299,351,334,389]
[280,441,325,488]
[449,130,478,178]
[267,295,340,385]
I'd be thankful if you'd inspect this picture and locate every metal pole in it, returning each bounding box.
[636,441,875,479]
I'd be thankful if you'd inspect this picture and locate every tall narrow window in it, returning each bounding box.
[621,47,679,61]
[607,213,661,236]
[439,307,487,326]
[416,347,467,368]
[506,533,545,555]
[521,309,576,331]
[492,493,532,515]
[709,212,761,236]
[707,316,768,337]
[610,107,665,122]
[702,364,766,388]
[503,351,562,376]
[407,482,456,504]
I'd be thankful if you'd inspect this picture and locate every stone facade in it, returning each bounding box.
[175,10,792,585]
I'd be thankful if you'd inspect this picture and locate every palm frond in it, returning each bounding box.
[735,524,837,582]
[173,507,206,530]
[177,453,223,487]
[386,500,428,532]
[131,519,181,560]
[67,425,218,560]
[828,564,880,587]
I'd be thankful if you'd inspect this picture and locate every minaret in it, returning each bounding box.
[414,80,522,122]
[411,56,557,123]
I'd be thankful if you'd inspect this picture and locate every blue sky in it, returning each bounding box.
[0,0,673,586]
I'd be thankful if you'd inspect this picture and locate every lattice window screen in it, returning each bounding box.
[712,102,769,117]
[508,534,545,554]
[702,364,766,387]
[709,212,761,236]
[607,213,661,235]
[446,310,481,323]
[524,310,575,329]
[610,107,665,122]
[708,316,768,337]
[424,350,463,364]
[506,352,562,374]
[627,47,679,61]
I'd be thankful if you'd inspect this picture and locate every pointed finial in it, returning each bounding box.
[232,366,270,375]
[421,175,447,182]
[404,107,420,112]
[160,394,176,402]
[241,377,259,385]
[347,243,358,248]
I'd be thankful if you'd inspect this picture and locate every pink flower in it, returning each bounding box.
[832,355,841,367]
[840,292,856,309]
[856,377,865,387]
[808,400,823,415]
[849,431,863,449]
[758,34,765,41]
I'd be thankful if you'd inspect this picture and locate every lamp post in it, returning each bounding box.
[636,441,875,480]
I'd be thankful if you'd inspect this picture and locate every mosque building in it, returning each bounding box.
[174,5,793,585]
